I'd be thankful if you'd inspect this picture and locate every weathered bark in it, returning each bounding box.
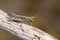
[0,10,57,40]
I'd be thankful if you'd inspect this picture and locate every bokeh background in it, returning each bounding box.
[0,0,60,40]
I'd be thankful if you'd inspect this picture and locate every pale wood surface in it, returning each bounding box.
[0,10,57,40]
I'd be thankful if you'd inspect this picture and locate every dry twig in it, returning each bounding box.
[0,10,57,40]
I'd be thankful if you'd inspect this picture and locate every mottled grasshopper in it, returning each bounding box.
[8,13,34,25]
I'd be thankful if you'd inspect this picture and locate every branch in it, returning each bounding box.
[0,10,57,40]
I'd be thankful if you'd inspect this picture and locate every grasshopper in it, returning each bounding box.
[8,13,35,25]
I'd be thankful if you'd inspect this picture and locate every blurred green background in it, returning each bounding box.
[0,0,60,40]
